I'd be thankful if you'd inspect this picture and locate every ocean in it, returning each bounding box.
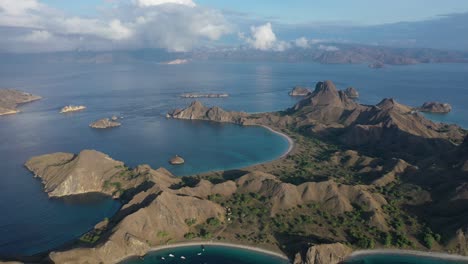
[0,59,467,259]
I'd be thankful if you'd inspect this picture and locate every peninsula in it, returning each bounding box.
[418,101,452,113]
[18,80,468,264]
[0,89,41,116]
[60,105,86,113]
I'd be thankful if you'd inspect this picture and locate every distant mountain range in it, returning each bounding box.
[2,43,468,66]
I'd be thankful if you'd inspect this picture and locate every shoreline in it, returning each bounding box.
[257,125,294,159]
[348,249,468,261]
[117,241,289,263]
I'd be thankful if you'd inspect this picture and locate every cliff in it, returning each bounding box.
[0,89,41,116]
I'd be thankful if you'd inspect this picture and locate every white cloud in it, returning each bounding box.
[243,22,289,51]
[318,44,340,51]
[20,30,52,42]
[0,0,39,15]
[295,37,309,48]
[0,0,231,52]
[136,0,196,7]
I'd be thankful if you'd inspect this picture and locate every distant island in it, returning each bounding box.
[90,117,121,129]
[60,105,86,113]
[289,86,311,96]
[164,59,189,65]
[180,93,229,98]
[21,80,468,264]
[0,89,41,116]
[418,102,452,113]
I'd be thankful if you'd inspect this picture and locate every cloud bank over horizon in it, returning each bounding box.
[1,0,468,53]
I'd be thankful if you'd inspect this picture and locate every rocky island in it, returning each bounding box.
[180,93,229,98]
[90,118,121,129]
[13,80,468,264]
[418,101,452,113]
[60,105,86,113]
[169,155,185,165]
[289,86,312,96]
[0,89,41,116]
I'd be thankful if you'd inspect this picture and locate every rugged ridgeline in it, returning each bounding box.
[168,80,465,160]
[17,80,468,263]
[0,89,41,116]
[27,149,390,263]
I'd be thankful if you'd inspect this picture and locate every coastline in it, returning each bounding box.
[257,125,294,159]
[117,241,289,263]
[348,249,468,261]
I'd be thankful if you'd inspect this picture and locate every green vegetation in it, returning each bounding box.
[185,218,197,227]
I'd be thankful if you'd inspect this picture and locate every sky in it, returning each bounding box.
[1,0,468,53]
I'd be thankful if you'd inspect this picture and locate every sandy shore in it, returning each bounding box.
[117,241,289,263]
[258,125,294,158]
[349,249,468,261]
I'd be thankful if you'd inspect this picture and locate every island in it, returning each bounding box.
[180,93,229,98]
[289,86,312,96]
[164,59,189,65]
[169,155,185,165]
[418,101,452,113]
[60,105,86,113]
[90,118,121,129]
[17,80,468,264]
[0,89,41,116]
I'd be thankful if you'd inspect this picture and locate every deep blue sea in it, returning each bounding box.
[0,59,467,260]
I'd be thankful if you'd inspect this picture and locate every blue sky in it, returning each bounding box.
[42,0,468,24]
[2,0,468,52]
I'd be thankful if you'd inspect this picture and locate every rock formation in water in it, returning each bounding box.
[344,87,359,98]
[293,243,353,264]
[167,101,249,124]
[289,86,312,96]
[89,118,121,129]
[60,105,86,113]
[180,93,229,98]
[0,89,41,116]
[169,155,185,165]
[418,102,452,113]
[368,62,385,69]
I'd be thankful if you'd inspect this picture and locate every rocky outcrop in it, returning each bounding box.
[0,89,41,116]
[293,243,353,264]
[369,62,385,69]
[60,105,86,113]
[169,155,185,165]
[90,118,121,129]
[344,87,359,98]
[289,86,312,96]
[419,102,452,113]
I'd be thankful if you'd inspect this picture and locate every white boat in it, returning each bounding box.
[169,254,175,257]
[181,256,186,259]
[197,252,202,255]
[161,257,165,260]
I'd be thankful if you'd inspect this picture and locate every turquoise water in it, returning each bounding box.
[120,245,289,264]
[344,253,468,263]
[0,60,467,257]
